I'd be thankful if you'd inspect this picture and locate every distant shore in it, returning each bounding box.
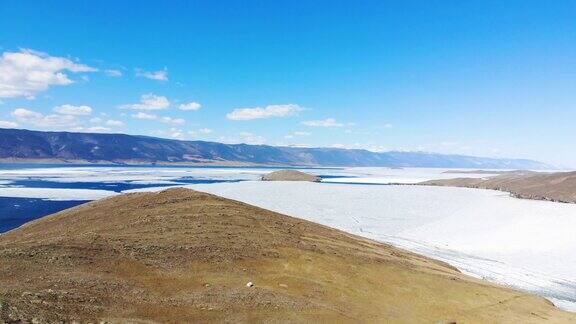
[421,170,576,204]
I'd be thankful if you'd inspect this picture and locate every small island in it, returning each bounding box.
[261,170,322,182]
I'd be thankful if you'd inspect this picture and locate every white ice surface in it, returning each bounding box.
[126,181,576,311]
[0,166,266,183]
[0,187,117,201]
[321,167,498,184]
[0,166,501,185]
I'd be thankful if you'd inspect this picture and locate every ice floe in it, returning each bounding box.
[0,187,117,201]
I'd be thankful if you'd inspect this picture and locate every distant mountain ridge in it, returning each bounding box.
[0,128,552,169]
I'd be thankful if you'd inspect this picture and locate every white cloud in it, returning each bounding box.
[131,112,157,120]
[89,117,103,123]
[136,68,168,81]
[0,49,96,98]
[178,101,202,111]
[130,112,184,125]
[160,116,185,125]
[323,142,389,153]
[284,131,310,139]
[156,128,184,139]
[72,126,112,133]
[236,132,266,144]
[12,108,42,119]
[198,128,212,134]
[105,120,124,127]
[302,118,343,127]
[189,128,213,137]
[226,104,303,120]
[53,104,92,115]
[12,108,78,128]
[120,93,170,110]
[104,69,122,77]
[86,126,112,132]
[218,132,266,145]
[0,120,18,128]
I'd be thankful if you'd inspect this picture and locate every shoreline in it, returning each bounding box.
[420,171,576,204]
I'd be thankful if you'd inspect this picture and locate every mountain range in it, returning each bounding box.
[0,128,552,169]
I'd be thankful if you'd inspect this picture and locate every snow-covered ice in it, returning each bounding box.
[320,167,499,184]
[0,187,117,201]
[0,166,265,183]
[0,166,497,185]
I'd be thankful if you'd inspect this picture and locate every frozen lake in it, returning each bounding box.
[0,164,575,311]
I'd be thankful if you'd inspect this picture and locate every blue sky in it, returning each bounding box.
[0,1,575,166]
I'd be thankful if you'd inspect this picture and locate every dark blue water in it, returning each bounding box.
[0,163,265,233]
[0,179,243,234]
[0,163,343,234]
[8,179,242,192]
[0,197,89,233]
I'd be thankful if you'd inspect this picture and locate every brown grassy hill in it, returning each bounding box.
[0,188,574,323]
[261,170,321,182]
[422,171,576,203]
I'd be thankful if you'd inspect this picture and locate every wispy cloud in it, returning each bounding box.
[0,120,18,128]
[302,118,343,127]
[178,101,202,111]
[53,104,92,116]
[12,108,78,128]
[284,131,310,139]
[237,132,266,144]
[105,120,124,127]
[104,69,122,77]
[0,49,96,99]
[155,128,185,139]
[159,116,185,125]
[219,132,266,145]
[130,112,185,125]
[136,68,168,81]
[120,93,170,110]
[73,126,112,133]
[226,104,303,120]
[131,112,157,120]
[189,128,213,137]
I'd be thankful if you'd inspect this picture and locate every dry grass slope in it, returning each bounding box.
[0,188,574,323]
[423,171,576,203]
